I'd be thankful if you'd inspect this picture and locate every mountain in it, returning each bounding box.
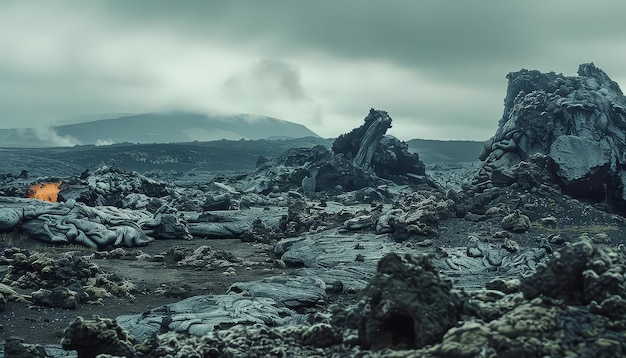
[406,138,485,163]
[0,112,320,148]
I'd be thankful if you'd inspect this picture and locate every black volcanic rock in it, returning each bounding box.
[356,253,463,350]
[240,109,432,195]
[333,108,426,180]
[520,240,626,308]
[61,317,137,357]
[59,165,169,208]
[476,63,626,214]
[333,109,392,171]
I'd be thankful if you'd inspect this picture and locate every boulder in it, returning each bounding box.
[61,317,137,358]
[3,337,47,358]
[501,209,531,233]
[520,240,626,309]
[356,253,464,350]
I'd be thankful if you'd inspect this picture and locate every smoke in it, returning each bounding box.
[95,138,115,146]
[31,127,80,147]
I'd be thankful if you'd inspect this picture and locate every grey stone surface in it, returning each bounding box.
[227,275,327,309]
[116,294,305,342]
[279,229,412,269]
[187,222,246,239]
[435,244,548,290]
[0,197,190,248]
[549,135,611,182]
[276,228,429,292]
[0,208,20,231]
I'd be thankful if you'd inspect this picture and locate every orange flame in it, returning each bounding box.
[26,182,62,202]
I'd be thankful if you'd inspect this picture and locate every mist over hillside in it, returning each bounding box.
[0,112,320,148]
[406,138,484,163]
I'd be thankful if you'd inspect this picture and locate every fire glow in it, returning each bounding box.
[25,182,62,202]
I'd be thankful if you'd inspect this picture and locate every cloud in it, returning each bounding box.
[97,1,626,78]
[219,59,323,129]
[224,59,307,101]
[1,0,625,141]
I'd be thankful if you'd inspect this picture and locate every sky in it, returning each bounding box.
[1,1,626,141]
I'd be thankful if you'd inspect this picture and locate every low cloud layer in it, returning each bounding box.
[1,1,625,140]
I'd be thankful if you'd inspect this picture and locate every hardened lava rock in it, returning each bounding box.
[61,316,137,358]
[521,240,626,315]
[476,63,626,215]
[356,252,464,350]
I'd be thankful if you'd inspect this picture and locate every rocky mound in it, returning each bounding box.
[476,63,626,214]
[0,248,137,310]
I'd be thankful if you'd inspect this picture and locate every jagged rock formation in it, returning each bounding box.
[333,108,426,180]
[59,165,169,208]
[333,109,393,172]
[476,63,626,214]
[240,109,431,195]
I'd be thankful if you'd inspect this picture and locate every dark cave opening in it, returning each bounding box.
[378,313,416,349]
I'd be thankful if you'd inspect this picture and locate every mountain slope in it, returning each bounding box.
[0,112,320,148]
[407,138,485,163]
[53,112,319,144]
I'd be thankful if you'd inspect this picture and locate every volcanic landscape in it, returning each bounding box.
[1,63,626,357]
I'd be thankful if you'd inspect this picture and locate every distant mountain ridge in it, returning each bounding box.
[0,112,485,165]
[407,138,484,163]
[0,112,320,148]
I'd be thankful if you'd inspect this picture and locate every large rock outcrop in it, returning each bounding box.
[240,109,430,195]
[476,63,626,214]
[332,108,426,180]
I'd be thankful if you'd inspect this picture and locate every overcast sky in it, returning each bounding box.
[2,1,626,141]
